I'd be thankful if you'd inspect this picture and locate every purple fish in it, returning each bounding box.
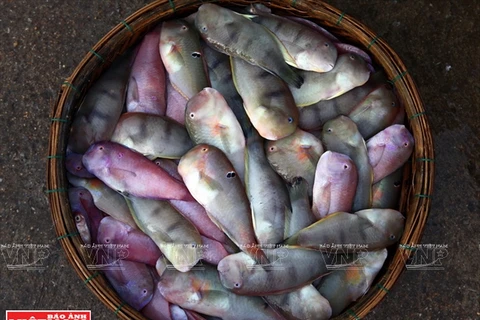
[65,152,95,178]
[82,141,194,201]
[97,216,161,266]
[68,187,104,243]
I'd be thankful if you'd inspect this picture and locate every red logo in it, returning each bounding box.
[5,311,91,320]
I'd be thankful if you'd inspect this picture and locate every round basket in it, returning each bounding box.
[47,0,435,319]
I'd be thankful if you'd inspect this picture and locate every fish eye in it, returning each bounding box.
[181,25,188,31]
[389,234,396,240]
[324,42,329,47]
[76,165,82,171]
[117,152,123,158]
[226,171,236,178]
[287,117,294,123]
[201,26,208,32]
[75,215,81,222]
[268,146,276,152]
[349,54,356,60]
[327,128,333,133]
[98,146,104,150]
[201,147,208,152]
[189,113,195,118]
[191,51,201,58]
[234,282,241,288]
[403,142,409,147]
[343,164,349,169]
[105,238,110,243]
[394,181,401,187]
[391,101,396,107]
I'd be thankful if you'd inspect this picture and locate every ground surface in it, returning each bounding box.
[0,0,479,319]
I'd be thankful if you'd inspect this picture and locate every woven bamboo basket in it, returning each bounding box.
[47,0,435,318]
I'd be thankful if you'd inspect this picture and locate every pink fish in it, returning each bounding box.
[141,282,173,320]
[103,257,155,311]
[199,235,230,265]
[165,77,188,125]
[312,151,358,219]
[82,141,193,201]
[97,216,161,266]
[367,124,414,183]
[127,25,167,115]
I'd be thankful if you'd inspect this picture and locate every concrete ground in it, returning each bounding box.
[0,0,478,319]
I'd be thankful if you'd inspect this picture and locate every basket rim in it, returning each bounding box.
[47,0,435,319]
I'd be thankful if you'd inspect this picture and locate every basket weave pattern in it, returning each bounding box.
[47,0,434,318]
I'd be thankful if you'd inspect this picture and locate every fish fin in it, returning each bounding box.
[367,143,386,168]
[240,13,257,19]
[107,167,137,180]
[262,27,298,68]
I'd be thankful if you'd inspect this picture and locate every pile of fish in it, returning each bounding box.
[66,3,414,320]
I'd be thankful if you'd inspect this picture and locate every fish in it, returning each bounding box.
[103,256,155,311]
[69,187,96,244]
[195,3,303,88]
[245,127,290,245]
[321,115,373,211]
[312,151,358,220]
[265,284,332,320]
[67,174,137,229]
[111,112,193,159]
[65,152,95,178]
[178,144,267,263]
[265,128,324,194]
[284,16,340,43]
[165,76,189,125]
[160,19,210,100]
[247,3,337,73]
[157,263,284,320]
[217,246,336,295]
[231,57,298,140]
[316,249,388,316]
[127,25,167,115]
[289,53,371,107]
[152,159,234,245]
[297,71,387,131]
[367,124,415,183]
[348,84,399,139]
[199,235,230,265]
[185,87,246,182]
[372,168,403,209]
[284,177,317,239]
[68,50,133,153]
[141,282,173,320]
[202,43,251,135]
[82,141,193,201]
[97,216,162,266]
[284,209,405,251]
[126,195,203,272]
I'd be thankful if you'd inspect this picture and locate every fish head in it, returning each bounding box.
[388,125,415,151]
[185,87,221,128]
[217,254,251,291]
[97,216,130,245]
[73,212,91,244]
[253,105,297,140]
[195,4,234,37]
[297,39,338,73]
[322,115,359,145]
[82,141,115,173]
[336,53,371,88]
[358,209,405,245]
[322,151,356,176]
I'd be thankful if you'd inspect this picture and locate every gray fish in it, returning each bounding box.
[195,3,303,88]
